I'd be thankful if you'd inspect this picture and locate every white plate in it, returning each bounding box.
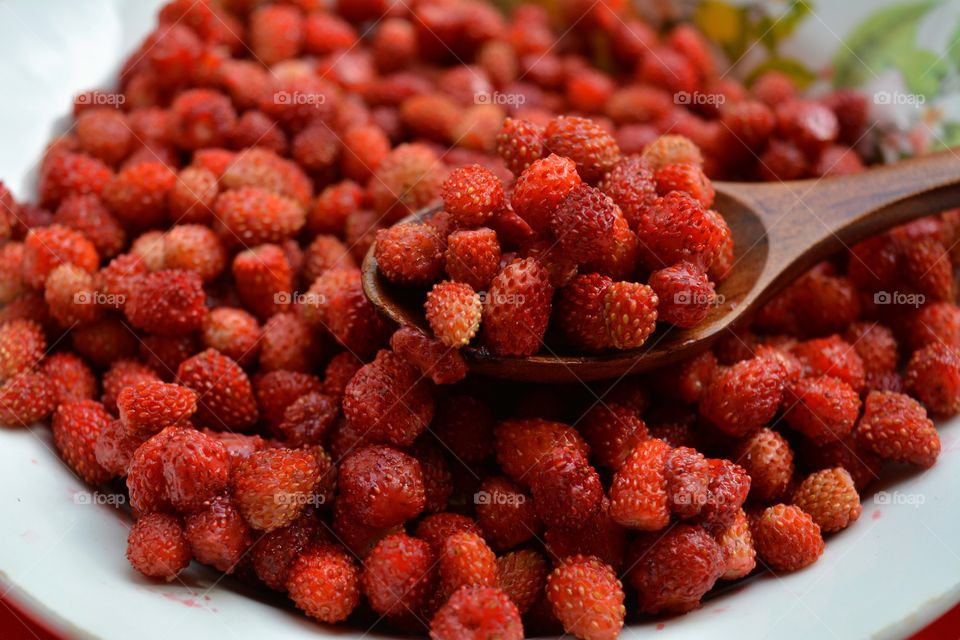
[2,1,960,639]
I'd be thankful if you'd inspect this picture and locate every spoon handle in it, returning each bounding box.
[718,149,960,293]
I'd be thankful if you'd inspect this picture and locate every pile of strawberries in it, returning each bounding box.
[0,0,955,639]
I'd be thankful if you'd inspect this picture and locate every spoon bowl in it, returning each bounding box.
[362,151,960,381]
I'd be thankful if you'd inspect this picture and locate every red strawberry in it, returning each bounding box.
[555,273,614,352]
[496,118,544,176]
[339,445,426,529]
[103,161,176,228]
[390,326,469,386]
[125,269,207,335]
[214,187,305,249]
[855,391,940,468]
[547,555,625,640]
[530,447,603,529]
[510,154,581,233]
[609,438,671,530]
[440,531,498,598]
[232,448,320,532]
[483,258,553,357]
[603,281,659,349]
[731,428,794,503]
[184,494,253,573]
[302,267,390,357]
[543,115,621,183]
[177,349,259,432]
[286,545,361,623]
[714,509,757,580]
[791,467,861,533]
[53,194,126,259]
[0,319,46,382]
[117,380,197,438]
[497,549,549,614]
[251,514,323,591]
[751,504,824,572]
[425,281,482,347]
[126,513,191,581]
[362,533,437,618]
[444,228,501,292]
[430,586,523,640]
[475,476,540,551]
[494,418,590,485]
[51,400,112,484]
[21,224,99,289]
[700,356,788,436]
[784,375,861,444]
[374,223,446,287]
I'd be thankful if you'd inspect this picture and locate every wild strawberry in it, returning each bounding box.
[627,524,723,614]
[664,446,711,520]
[548,184,624,264]
[906,342,960,417]
[201,307,260,365]
[374,223,445,287]
[775,100,839,155]
[496,549,548,615]
[254,370,323,429]
[855,391,940,468]
[0,372,56,427]
[715,510,757,580]
[844,321,898,374]
[655,163,715,208]
[168,166,219,225]
[43,263,101,327]
[125,269,206,335]
[792,335,866,392]
[21,224,99,289]
[259,312,325,374]
[177,349,259,432]
[275,392,338,449]
[232,244,293,320]
[510,154,582,233]
[494,418,589,485]
[51,400,112,484]
[343,349,435,446]
[648,261,716,328]
[40,353,95,407]
[752,504,824,572]
[251,514,323,590]
[0,242,24,304]
[362,533,436,618]
[162,225,226,283]
[554,274,613,352]
[530,447,603,529]
[440,531,498,597]
[475,476,540,551]
[899,302,960,352]
[0,319,46,382]
[483,258,553,357]
[598,155,658,228]
[102,161,176,228]
[214,187,305,249]
[791,467,861,533]
[369,143,446,223]
[635,191,724,270]
[700,356,787,436]
[441,164,505,227]
[698,458,751,528]
[232,448,320,531]
[430,585,523,640]
[182,494,252,574]
[341,124,390,184]
[638,46,698,95]
[784,376,861,444]
[731,428,794,503]
[129,231,166,271]
[302,235,354,284]
[444,228,501,291]
[603,281,658,349]
[422,281,482,348]
[496,118,544,176]
[390,326,469,386]
[138,334,198,380]
[399,93,461,144]
[221,148,313,206]
[126,513,191,581]
[117,380,197,439]
[544,495,626,569]
[546,555,624,640]
[289,123,340,174]
[579,403,648,470]
[53,194,125,259]
[38,151,112,209]
[340,445,426,528]
[609,438,671,530]
[543,116,620,183]
[70,316,138,367]
[642,134,704,169]
[302,267,390,356]
[410,438,453,515]
[94,418,141,477]
[286,545,361,623]
[100,359,158,413]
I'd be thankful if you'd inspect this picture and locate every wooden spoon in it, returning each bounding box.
[361,151,960,382]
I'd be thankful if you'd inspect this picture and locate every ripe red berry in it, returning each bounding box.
[439,531,498,597]
[494,418,590,485]
[302,267,390,356]
[603,281,658,349]
[362,533,436,618]
[497,549,549,615]
[905,342,960,417]
[177,349,259,432]
[126,513,191,581]
[855,391,940,468]
[783,375,861,444]
[339,445,426,528]
[103,161,176,229]
[751,504,824,572]
[184,494,253,573]
[214,187,306,249]
[635,191,724,270]
[530,447,603,529]
[791,335,866,392]
[627,524,723,614]
[700,356,788,436]
[424,281,482,348]
[648,261,716,328]
[51,399,112,484]
[444,227,501,291]
[116,380,197,439]
[232,448,320,531]
[549,184,624,264]
[389,326,469,386]
[609,438,671,530]
[547,555,625,640]
[21,224,99,289]
[482,258,553,356]
[475,476,540,551]
[642,134,703,169]
[430,585,523,640]
[53,194,126,259]
[715,509,757,580]
[599,154,658,228]
[496,118,544,176]
[0,319,46,382]
[200,307,260,365]
[543,116,621,183]
[369,143,445,223]
[0,371,55,427]
[791,467,862,533]
[374,223,445,287]
[579,403,648,470]
[442,164,505,227]
[251,514,323,591]
[655,162,715,208]
[286,545,361,623]
[731,428,794,503]
[125,269,207,335]
[510,154,582,233]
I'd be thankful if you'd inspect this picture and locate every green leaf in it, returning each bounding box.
[833,1,935,88]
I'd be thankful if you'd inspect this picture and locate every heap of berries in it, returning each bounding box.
[377,124,733,355]
[0,0,952,639]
